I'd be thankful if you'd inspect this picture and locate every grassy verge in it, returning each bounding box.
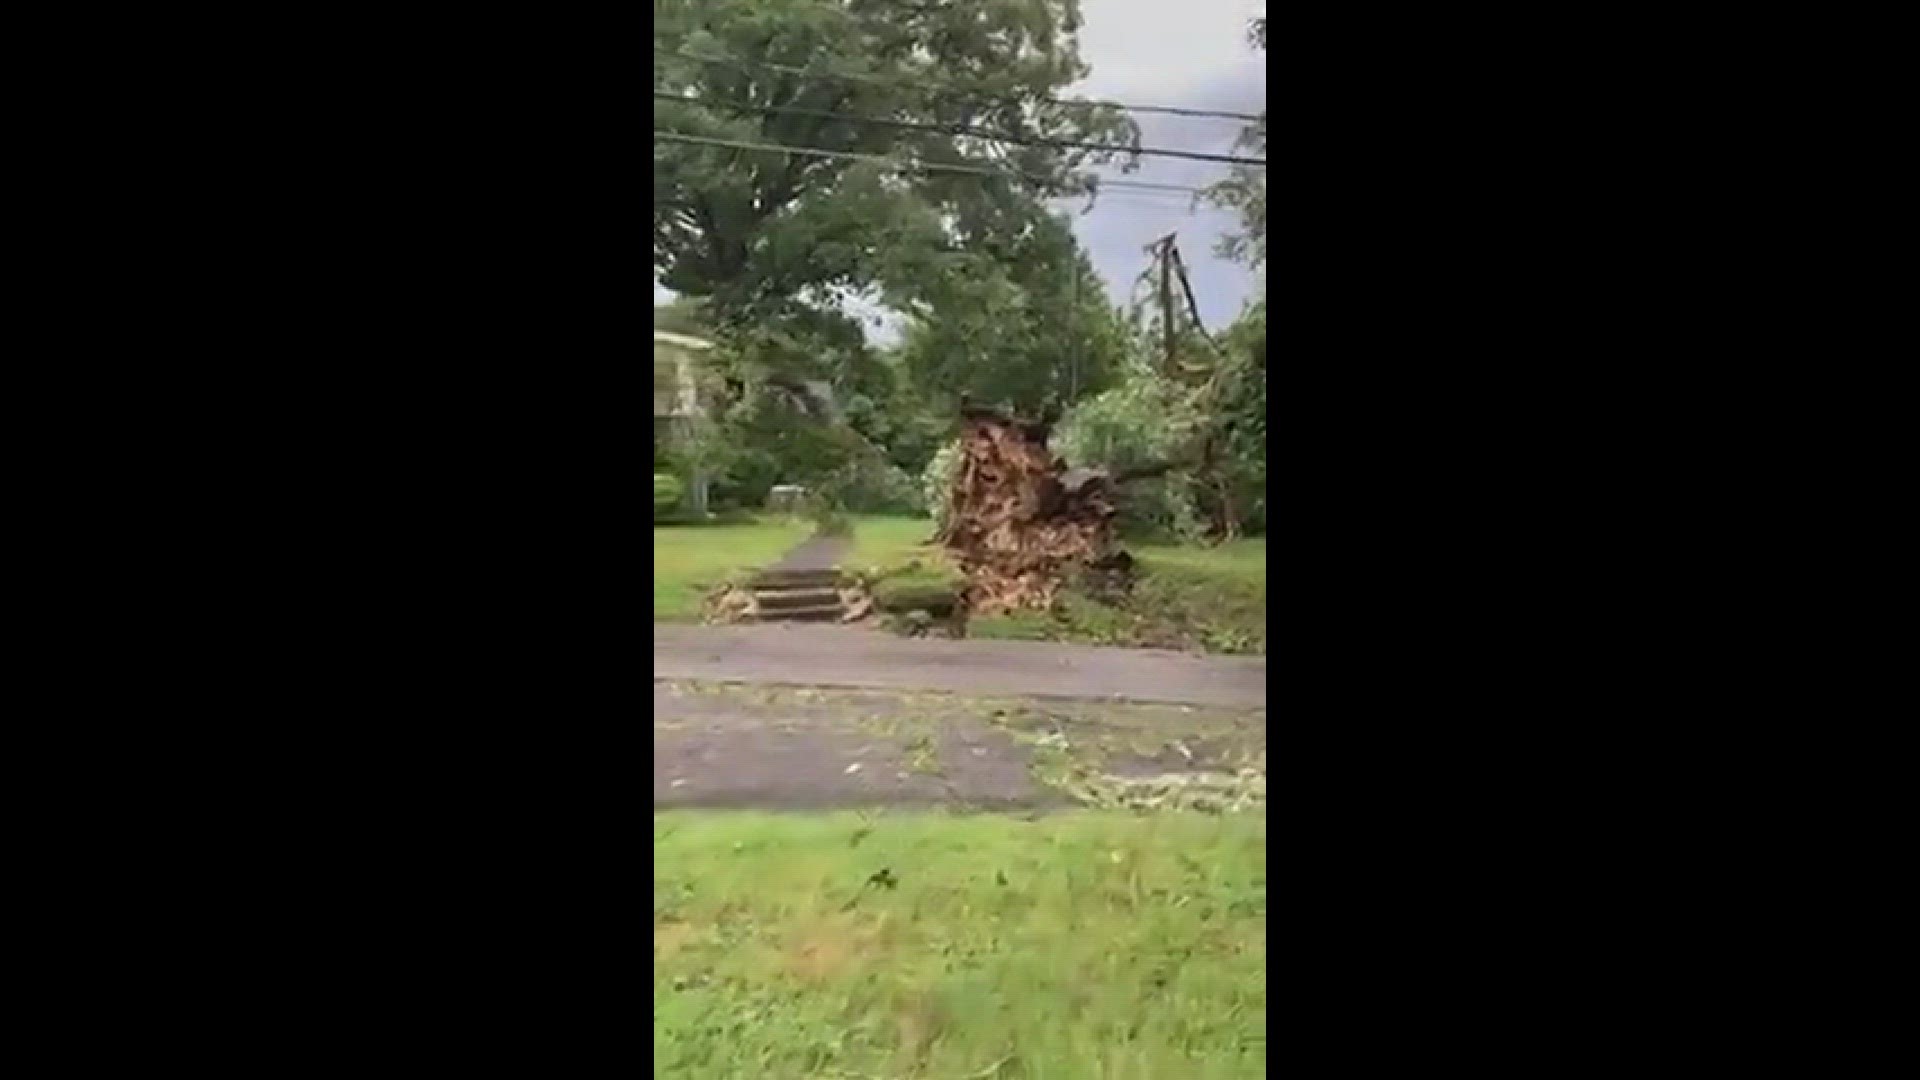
[653,516,814,620]
[654,811,1266,1079]
[836,520,1265,653]
[844,518,968,627]
[843,516,951,581]
[971,538,1267,655]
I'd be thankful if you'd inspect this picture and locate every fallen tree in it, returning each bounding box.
[934,406,1133,616]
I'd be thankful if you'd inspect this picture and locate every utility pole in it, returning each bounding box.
[1067,254,1080,402]
[1156,233,1177,376]
[1168,240,1219,357]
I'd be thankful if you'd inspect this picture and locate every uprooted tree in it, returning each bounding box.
[933,406,1137,616]
[928,226,1267,615]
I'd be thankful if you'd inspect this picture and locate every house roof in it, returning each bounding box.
[654,331,709,419]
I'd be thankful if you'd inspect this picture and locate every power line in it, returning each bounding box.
[653,130,1207,194]
[655,45,1261,123]
[653,90,1265,167]
[1054,197,1213,214]
[1058,184,1224,207]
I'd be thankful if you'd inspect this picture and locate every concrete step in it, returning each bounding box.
[754,586,843,611]
[750,604,846,622]
[754,568,843,589]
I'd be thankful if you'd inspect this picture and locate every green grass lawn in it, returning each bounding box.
[1130,538,1267,652]
[654,811,1266,1079]
[845,516,968,612]
[653,516,814,620]
[666,514,1265,651]
[1134,538,1268,594]
[843,515,943,576]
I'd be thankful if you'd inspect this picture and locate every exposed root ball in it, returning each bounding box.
[935,409,1120,616]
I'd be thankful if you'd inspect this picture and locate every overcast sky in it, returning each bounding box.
[1059,0,1265,329]
[655,0,1266,337]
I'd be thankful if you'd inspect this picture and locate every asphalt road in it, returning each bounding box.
[653,623,1266,707]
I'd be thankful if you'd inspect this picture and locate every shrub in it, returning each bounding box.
[1052,376,1207,541]
[874,580,963,617]
[653,473,684,517]
[1119,473,1208,542]
[712,449,781,510]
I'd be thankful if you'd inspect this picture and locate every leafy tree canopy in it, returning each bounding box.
[896,211,1130,414]
[654,0,1139,332]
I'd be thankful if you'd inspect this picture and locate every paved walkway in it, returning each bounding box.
[654,623,1266,707]
[655,683,1067,810]
[762,534,848,575]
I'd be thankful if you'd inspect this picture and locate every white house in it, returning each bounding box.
[654,329,714,514]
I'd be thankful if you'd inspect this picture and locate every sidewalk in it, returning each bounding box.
[653,623,1266,707]
[654,681,1264,810]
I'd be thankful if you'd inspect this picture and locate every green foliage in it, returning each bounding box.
[1202,144,1265,271]
[1052,370,1208,540]
[1052,371,1197,477]
[815,345,954,502]
[655,1,1155,499]
[1205,300,1267,534]
[1053,292,1267,539]
[655,473,686,516]
[896,215,1129,413]
[1202,19,1266,270]
[816,449,922,514]
[720,375,919,514]
[652,2,1260,527]
[655,0,1137,325]
[687,307,941,515]
[701,330,861,501]
[709,449,781,510]
[873,581,962,617]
